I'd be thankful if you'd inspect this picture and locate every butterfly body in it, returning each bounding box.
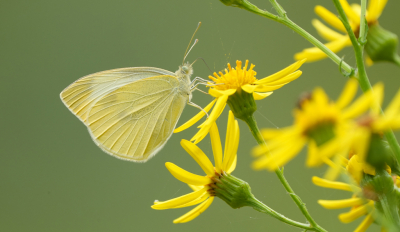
[60,63,193,162]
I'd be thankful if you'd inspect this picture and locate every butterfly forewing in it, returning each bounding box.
[60,67,175,123]
[86,75,188,162]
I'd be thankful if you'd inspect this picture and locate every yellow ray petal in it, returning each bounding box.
[253,91,273,100]
[226,154,237,174]
[223,111,235,165]
[339,0,360,24]
[210,122,223,172]
[385,88,400,118]
[339,202,373,223]
[354,213,374,232]
[265,70,302,86]
[295,38,350,62]
[209,88,236,98]
[165,162,212,186]
[342,90,373,120]
[224,120,240,172]
[367,0,387,21]
[152,187,207,209]
[169,193,208,209]
[312,19,345,41]
[315,6,347,32]
[241,84,258,93]
[255,84,285,92]
[173,197,214,223]
[312,176,357,191]
[318,198,364,209]
[188,185,204,192]
[336,78,358,109]
[254,59,306,85]
[191,95,228,144]
[180,140,215,176]
[174,99,216,133]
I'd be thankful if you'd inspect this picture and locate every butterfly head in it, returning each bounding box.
[176,62,193,79]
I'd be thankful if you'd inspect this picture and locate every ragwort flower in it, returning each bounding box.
[295,0,399,65]
[313,154,395,232]
[252,79,376,171]
[152,111,239,223]
[174,59,306,144]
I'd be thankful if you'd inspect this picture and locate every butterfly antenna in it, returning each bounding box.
[184,39,199,64]
[183,22,201,65]
[191,57,213,74]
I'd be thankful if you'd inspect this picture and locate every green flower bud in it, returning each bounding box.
[366,134,400,175]
[365,24,400,66]
[212,173,254,209]
[227,89,257,122]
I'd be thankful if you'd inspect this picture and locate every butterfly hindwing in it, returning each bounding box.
[86,75,188,162]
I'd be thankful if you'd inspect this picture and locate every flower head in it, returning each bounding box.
[152,111,239,223]
[295,0,398,65]
[174,59,306,144]
[313,154,396,232]
[252,79,376,171]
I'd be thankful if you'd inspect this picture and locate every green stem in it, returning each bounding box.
[359,0,367,45]
[243,115,327,232]
[234,0,354,75]
[332,0,400,169]
[246,196,320,231]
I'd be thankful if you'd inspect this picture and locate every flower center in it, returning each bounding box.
[209,60,257,90]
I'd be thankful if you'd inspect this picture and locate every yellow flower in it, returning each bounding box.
[152,111,239,223]
[252,79,376,171]
[313,155,393,232]
[295,0,387,63]
[174,59,306,144]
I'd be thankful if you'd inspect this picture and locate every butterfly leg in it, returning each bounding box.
[187,100,209,118]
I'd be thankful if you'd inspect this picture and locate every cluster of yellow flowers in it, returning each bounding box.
[152,1,400,231]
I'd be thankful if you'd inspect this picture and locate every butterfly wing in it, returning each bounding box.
[86,75,188,162]
[60,67,175,124]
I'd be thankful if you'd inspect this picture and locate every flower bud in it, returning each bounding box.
[365,24,400,66]
[227,89,257,122]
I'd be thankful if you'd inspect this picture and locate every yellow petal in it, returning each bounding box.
[312,19,345,41]
[152,187,207,209]
[223,111,235,166]
[339,0,360,24]
[315,6,347,32]
[162,191,208,209]
[209,88,236,98]
[354,213,374,232]
[318,198,364,209]
[210,122,223,172]
[165,162,212,185]
[336,78,358,109]
[312,176,356,191]
[191,95,228,144]
[339,202,374,223]
[224,120,240,172]
[173,197,214,223]
[342,90,373,120]
[265,70,302,86]
[174,99,217,133]
[385,88,400,118]
[367,0,387,21]
[253,92,273,100]
[180,140,214,176]
[241,84,258,93]
[295,38,350,62]
[254,59,306,85]
[226,154,237,174]
[188,185,204,192]
[255,84,285,92]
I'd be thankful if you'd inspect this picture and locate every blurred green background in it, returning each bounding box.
[1,0,399,231]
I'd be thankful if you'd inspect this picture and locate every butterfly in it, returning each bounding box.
[60,23,206,162]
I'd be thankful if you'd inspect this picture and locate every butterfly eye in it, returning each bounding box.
[182,66,189,74]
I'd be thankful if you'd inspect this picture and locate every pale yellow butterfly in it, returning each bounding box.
[60,23,207,162]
